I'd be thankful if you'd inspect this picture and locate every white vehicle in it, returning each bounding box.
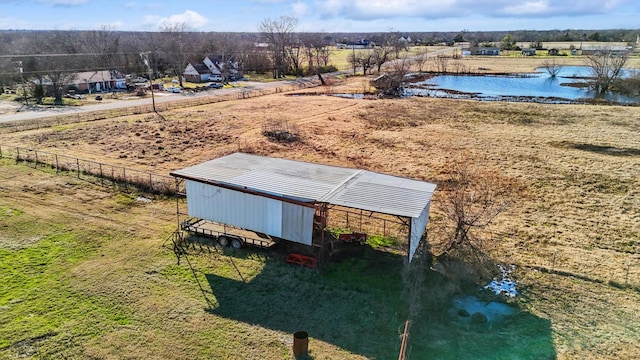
[166,86,181,93]
[208,74,223,82]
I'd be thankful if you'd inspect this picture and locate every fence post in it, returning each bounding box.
[99,163,104,187]
[16,148,19,163]
[34,150,38,169]
[0,145,2,158]
[76,158,80,178]
[55,154,59,174]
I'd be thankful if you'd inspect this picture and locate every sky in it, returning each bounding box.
[0,0,639,33]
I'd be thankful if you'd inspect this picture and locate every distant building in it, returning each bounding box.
[336,39,373,49]
[469,47,500,56]
[71,70,126,93]
[581,45,631,56]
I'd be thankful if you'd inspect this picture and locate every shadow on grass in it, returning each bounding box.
[550,140,640,156]
[409,310,555,360]
[202,244,556,359]
[205,246,407,359]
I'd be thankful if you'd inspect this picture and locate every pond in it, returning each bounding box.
[405,66,639,104]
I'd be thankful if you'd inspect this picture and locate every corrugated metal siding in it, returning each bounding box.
[171,153,437,219]
[410,203,430,261]
[185,180,313,244]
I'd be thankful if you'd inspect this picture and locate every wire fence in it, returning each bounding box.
[0,144,177,195]
[0,77,321,133]
[525,247,640,291]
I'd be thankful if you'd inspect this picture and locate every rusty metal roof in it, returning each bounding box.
[170,153,436,218]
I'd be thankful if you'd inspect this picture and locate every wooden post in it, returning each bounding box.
[16,148,19,163]
[383,219,387,237]
[34,150,38,168]
[175,178,180,229]
[55,154,59,174]
[99,163,103,187]
[398,320,410,360]
[76,158,80,178]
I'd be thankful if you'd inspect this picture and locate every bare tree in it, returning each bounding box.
[435,161,512,255]
[541,58,562,77]
[258,16,298,78]
[584,48,630,93]
[434,55,449,73]
[413,51,428,73]
[160,23,193,87]
[372,33,396,73]
[349,51,374,75]
[373,55,411,96]
[300,33,332,73]
[24,31,79,105]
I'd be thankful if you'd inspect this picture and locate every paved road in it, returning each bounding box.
[0,77,320,123]
[0,47,456,124]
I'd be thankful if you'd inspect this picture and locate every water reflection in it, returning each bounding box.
[406,66,639,104]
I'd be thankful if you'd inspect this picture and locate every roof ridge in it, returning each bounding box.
[318,169,364,203]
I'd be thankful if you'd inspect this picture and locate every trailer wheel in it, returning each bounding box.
[230,238,243,249]
[218,236,230,247]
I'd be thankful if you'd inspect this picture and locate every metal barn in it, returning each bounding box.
[170,153,437,262]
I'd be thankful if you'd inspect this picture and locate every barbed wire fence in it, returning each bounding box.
[0,145,178,195]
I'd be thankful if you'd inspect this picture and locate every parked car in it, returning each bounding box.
[208,82,223,89]
[166,86,181,93]
[208,74,223,82]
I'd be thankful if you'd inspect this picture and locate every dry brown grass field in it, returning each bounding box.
[1,57,639,359]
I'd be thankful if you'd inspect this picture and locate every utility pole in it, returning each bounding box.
[140,52,157,113]
[17,60,29,106]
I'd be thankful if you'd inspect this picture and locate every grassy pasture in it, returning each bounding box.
[1,59,640,359]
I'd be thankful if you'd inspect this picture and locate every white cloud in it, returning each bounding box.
[314,0,631,20]
[39,0,89,5]
[0,16,29,29]
[144,10,209,29]
[501,1,551,16]
[291,1,309,17]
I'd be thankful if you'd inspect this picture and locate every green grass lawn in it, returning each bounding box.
[0,161,556,359]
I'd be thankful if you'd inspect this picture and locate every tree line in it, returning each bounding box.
[1,25,637,103]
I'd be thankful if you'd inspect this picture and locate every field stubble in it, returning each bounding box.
[1,74,639,359]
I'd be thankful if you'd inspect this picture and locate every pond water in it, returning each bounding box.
[406,66,639,104]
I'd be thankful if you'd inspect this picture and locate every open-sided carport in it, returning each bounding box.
[170,152,436,262]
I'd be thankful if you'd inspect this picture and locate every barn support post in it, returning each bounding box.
[407,218,412,263]
[383,219,387,237]
[174,177,181,229]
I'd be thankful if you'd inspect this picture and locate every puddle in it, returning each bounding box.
[451,295,518,323]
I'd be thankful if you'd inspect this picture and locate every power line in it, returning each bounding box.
[0,50,235,59]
